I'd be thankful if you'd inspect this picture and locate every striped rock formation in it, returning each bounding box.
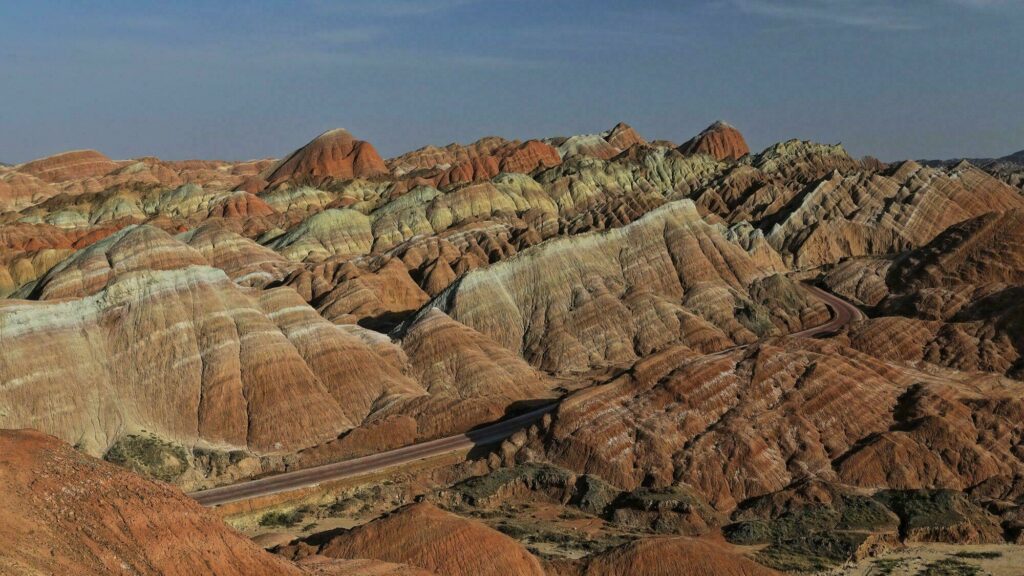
[414,199,826,374]
[0,265,423,460]
[500,337,1024,512]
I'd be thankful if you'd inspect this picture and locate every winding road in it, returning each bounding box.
[189,283,862,507]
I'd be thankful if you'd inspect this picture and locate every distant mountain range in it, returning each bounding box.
[920,148,1024,169]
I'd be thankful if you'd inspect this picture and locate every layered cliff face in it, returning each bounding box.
[0,168,61,212]
[0,429,307,576]
[543,122,648,161]
[0,150,276,213]
[384,309,553,438]
[387,136,561,186]
[24,223,298,299]
[16,149,118,183]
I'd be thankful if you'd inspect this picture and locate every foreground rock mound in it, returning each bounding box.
[0,429,304,576]
[296,557,436,576]
[287,502,545,576]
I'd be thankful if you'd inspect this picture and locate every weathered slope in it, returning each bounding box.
[387,136,561,187]
[382,308,553,438]
[16,149,118,183]
[888,208,1024,292]
[0,429,305,576]
[416,199,827,374]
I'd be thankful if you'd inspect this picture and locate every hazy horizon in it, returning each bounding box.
[3,0,1022,164]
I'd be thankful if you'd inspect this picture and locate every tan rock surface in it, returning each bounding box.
[384,308,552,438]
[765,161,1024,267]
[824,209,1024,377]
[273,208,375,261]
[0,169,56,211]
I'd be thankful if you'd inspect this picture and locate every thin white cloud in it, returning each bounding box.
[313,27,383,45]
[730,0,924,30]
[311,0,479,17]
[946,0,1007,5]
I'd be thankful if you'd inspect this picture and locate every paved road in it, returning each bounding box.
[189,283,861,507]
[792,283,864,337]
[189,404,557,506]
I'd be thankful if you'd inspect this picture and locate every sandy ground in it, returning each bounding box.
[826,543,1024,575]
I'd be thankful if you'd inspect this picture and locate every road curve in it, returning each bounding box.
[189,283,861,507]
[793,283,865,338]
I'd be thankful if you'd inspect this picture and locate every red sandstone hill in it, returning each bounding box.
[16,149,119,182]
[678,121,750,161]
[266,128,389,188]
[387,136,562,187]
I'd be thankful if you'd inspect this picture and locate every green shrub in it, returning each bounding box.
[952,550,1001,560]
[258,508,308,528]
[918,558,984,576]
[872,558,904,576]
[104,434,189,482]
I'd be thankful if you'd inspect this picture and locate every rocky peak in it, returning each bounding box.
[678,120,750,161]
[266,128,389,188]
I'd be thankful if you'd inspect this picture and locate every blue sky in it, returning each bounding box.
[2,0,1022,163]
